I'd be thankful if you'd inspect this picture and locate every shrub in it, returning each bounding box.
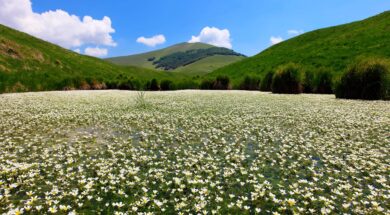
[12,82,28,92]
[59,78,76,90]
[175,80,199,90]
[146,78,160,91]
[106,80,118,89]
[135,91,149,109]
[200,79,214,90]
[302,69,334,94]
[336,58,390,100]
[79,81,91,90]
[271,63,304,94]
[260,72,274,91]
[91,80,107,90]
[213,76,231,90]
[131,79,141,90]
[118,79,137,90]
[239,76,261,91]
[160,80,175,91]
[303,70,315,93]
[314,68,333,94]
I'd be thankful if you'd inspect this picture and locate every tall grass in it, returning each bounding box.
[135,91,148,108]
[336,58,390,100]
[239,76,261,91]
[271,63,304,94]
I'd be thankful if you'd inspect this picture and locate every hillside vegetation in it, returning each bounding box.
[0,24,178,93]
[153,47,245,70]
[107,43,246,75]
[210,11,390,85]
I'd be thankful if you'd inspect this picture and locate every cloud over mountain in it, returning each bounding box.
[287,29,304,36]
[0,0,116,50]
[189,27,232,49]
[270,36,284,45]
[84,47,108,57]
[136,35,166,47]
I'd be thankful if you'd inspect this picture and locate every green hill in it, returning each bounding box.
[107,43,246,75]
[209,11,390,84]
[0,24,177,93]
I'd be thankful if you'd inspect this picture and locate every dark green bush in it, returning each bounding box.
[260,72,274,92]
[200,79,214,90]
[131,79,141,90]
[145,78,160,91]
[302,68,334,94]
[118,79,137,90]
[271,63,304,94]
[303,70,315,93]
[239,76,261,91]
[213,76,231,90]
[106,80,119,89]
[160,80,175,91]
[336,58,390,100]
[58,78,77,90]
[314,68,333,94]
[174,79,199,90]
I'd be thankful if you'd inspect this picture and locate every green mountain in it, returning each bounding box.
[209,11,390,84]
[107,43,246,75]
[0,24,177,93]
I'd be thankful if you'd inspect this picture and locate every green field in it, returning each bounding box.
[1,91,389,214]
[210,11,390,84]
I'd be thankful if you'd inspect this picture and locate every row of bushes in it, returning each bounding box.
[233,58,389,100]
[200,76,232,90]
[267,63,334,94]
[5,58,386,100]
[226,64,334,94]
[100,57,388,101]
[108,78,198,91]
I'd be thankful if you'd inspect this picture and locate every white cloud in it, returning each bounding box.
[287,29,304,36]
[0,0,116,50]
[189,26,232,49]
[73,49,81,54]
[270,36,284,45]
[84,47,108,57]
[136,35,166,47]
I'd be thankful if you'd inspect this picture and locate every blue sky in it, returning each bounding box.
[2,0,390,57]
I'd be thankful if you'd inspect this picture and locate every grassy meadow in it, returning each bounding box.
[0,91,389,214]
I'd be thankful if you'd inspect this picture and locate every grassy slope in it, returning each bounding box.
[107,43,214,69]
[0,24,178,92]
[174,55,245,75]
[106,43,245,74]
[209,11,390,84]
